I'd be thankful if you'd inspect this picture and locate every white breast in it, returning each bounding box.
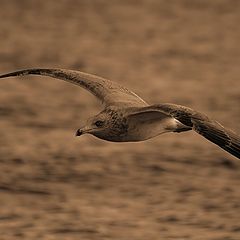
[125,117,178,142]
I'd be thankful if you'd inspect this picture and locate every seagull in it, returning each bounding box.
[0,68,239,159]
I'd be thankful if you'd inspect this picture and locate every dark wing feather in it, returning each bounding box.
[192,119,240,159]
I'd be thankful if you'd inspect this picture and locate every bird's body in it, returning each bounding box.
[89,106,185,142]
[0,68,239,159]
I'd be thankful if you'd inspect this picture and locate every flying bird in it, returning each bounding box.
[0,68,239,159]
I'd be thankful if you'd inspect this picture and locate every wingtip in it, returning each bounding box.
[0,68,58,79]
[193,119,240,160]
[0,69,34,79]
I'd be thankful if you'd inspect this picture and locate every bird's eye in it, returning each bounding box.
[94,120,104,127]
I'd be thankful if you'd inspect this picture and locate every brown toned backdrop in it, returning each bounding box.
[0,1,240,239]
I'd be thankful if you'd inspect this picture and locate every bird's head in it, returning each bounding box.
[75,108,128,141]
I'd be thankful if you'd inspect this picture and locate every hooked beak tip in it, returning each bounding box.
[75,129,83,137]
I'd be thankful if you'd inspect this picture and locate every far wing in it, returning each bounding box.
[0,68,148,107]
[150,103,240,159]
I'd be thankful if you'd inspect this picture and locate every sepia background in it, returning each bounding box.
[0,0,240,239]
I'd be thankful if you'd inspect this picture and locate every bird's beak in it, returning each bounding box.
[75,129,83,136]
[75,126,93,137]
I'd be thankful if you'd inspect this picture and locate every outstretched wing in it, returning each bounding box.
[138,103,240,159]
[0,68,147,107]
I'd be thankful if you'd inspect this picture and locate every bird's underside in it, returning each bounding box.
[0,68,239,159]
